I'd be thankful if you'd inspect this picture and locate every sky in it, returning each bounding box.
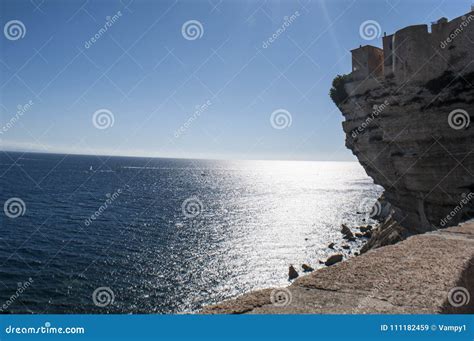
[0,0,470,161]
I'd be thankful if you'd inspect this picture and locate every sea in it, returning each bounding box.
[0,152,382,313]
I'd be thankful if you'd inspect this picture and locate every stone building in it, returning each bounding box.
[350,45,384,81]
[350,7,474,85]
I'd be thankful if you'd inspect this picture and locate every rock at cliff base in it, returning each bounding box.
[328,242,335,249]
[341,224,355,239]
[288,265,299,280]
[325,254,343,266]
[355,232,364,238]
[360,216,409,254]
[360,225,372,233]
[302,264,314,272]
[202,222,474,314]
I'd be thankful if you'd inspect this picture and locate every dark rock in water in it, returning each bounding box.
[354,251,359,256]
[202,222,474,314]
[304,238,309,241]
[341,224,355,239]
[325,254,343,266]
[341,224,350,234]
[355,232,364,238]
[363,230,372,238]
[319,260,325,264]
[342,244,350,249]
[301,264,314,272]
[360,225,372,233]
[328,242,335,249]
[288,265,299,280]
[347,237,356,242]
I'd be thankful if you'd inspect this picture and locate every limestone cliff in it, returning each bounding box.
[337,72,474,232]
[334,11,474,232]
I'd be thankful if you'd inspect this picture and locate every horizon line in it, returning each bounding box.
[0,148,358,163]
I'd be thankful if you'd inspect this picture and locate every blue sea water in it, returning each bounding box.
[0,152,382,313]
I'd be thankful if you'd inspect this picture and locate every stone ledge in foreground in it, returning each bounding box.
[201,221,474,314]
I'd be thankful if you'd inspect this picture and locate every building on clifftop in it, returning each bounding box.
[348,7,474,87]
[350,45,384,81]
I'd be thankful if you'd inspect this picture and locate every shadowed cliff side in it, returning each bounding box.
[337,72,474,232]
[332,10,474,232]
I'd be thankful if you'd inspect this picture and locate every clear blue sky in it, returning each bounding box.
[0,0,470,160]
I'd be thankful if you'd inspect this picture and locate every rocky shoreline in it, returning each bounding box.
[202,220,474,314]
[286,194,409,281]
[200,196,422,314]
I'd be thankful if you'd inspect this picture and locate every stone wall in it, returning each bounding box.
[353,9,474,86]
[351,45,384,81]
[392,12,474,83]
[392,25,431,83]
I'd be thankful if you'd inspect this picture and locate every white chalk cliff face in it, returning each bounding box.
[335,12,474,232]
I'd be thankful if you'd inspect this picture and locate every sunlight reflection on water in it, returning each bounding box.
[0,155,382,313]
